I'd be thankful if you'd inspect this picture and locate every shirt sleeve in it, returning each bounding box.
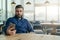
[3,18,12,34]
[27,20,34,32]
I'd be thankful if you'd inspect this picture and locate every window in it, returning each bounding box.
[47,5,58,21]
[0,0,5,24]
[24,12,34,21]
[35,0,60,22]
[35,6,46,21]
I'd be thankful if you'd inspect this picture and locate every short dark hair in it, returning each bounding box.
[15,5,24,9]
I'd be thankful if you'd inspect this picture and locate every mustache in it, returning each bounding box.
[15,15,23,18]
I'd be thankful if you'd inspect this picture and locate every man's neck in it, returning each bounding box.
[15,15,22,19]
[18,18,21,20]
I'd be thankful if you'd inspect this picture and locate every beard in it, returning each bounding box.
[15,15,23,18]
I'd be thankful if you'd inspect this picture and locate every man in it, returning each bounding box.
[3,5,34,35]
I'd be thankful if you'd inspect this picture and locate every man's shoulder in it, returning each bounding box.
[22,18,30,23]
[7,17,14,21]
[23,18,28,21]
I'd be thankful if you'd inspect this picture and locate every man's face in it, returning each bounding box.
[15,8,24,18]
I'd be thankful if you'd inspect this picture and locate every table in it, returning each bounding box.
[41,23,60,34]
[0,34,60,40]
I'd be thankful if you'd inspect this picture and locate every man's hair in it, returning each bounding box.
[15,5,24,9]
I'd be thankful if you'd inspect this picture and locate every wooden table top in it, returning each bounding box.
[0,33,60,40]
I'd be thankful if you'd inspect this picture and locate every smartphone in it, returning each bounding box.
[8,23,15,31]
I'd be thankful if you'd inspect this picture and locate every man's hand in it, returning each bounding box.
[6,29,16,36]
[6,23,16,36]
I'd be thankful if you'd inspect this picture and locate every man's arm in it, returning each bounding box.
[3,18,11,34]
[3,18,16,35]
[27,20,34,33]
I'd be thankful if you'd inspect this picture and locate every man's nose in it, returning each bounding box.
[18,12,21,14]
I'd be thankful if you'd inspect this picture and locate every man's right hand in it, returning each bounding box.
[6,23,16,36]
[6,29,16,36]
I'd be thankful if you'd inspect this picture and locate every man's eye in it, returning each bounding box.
[16,10,22,12]
[20,10,22,12]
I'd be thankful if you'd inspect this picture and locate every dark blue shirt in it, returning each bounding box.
[3,16,34,34]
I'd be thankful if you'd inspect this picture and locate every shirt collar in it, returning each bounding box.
[14,15,23,20]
